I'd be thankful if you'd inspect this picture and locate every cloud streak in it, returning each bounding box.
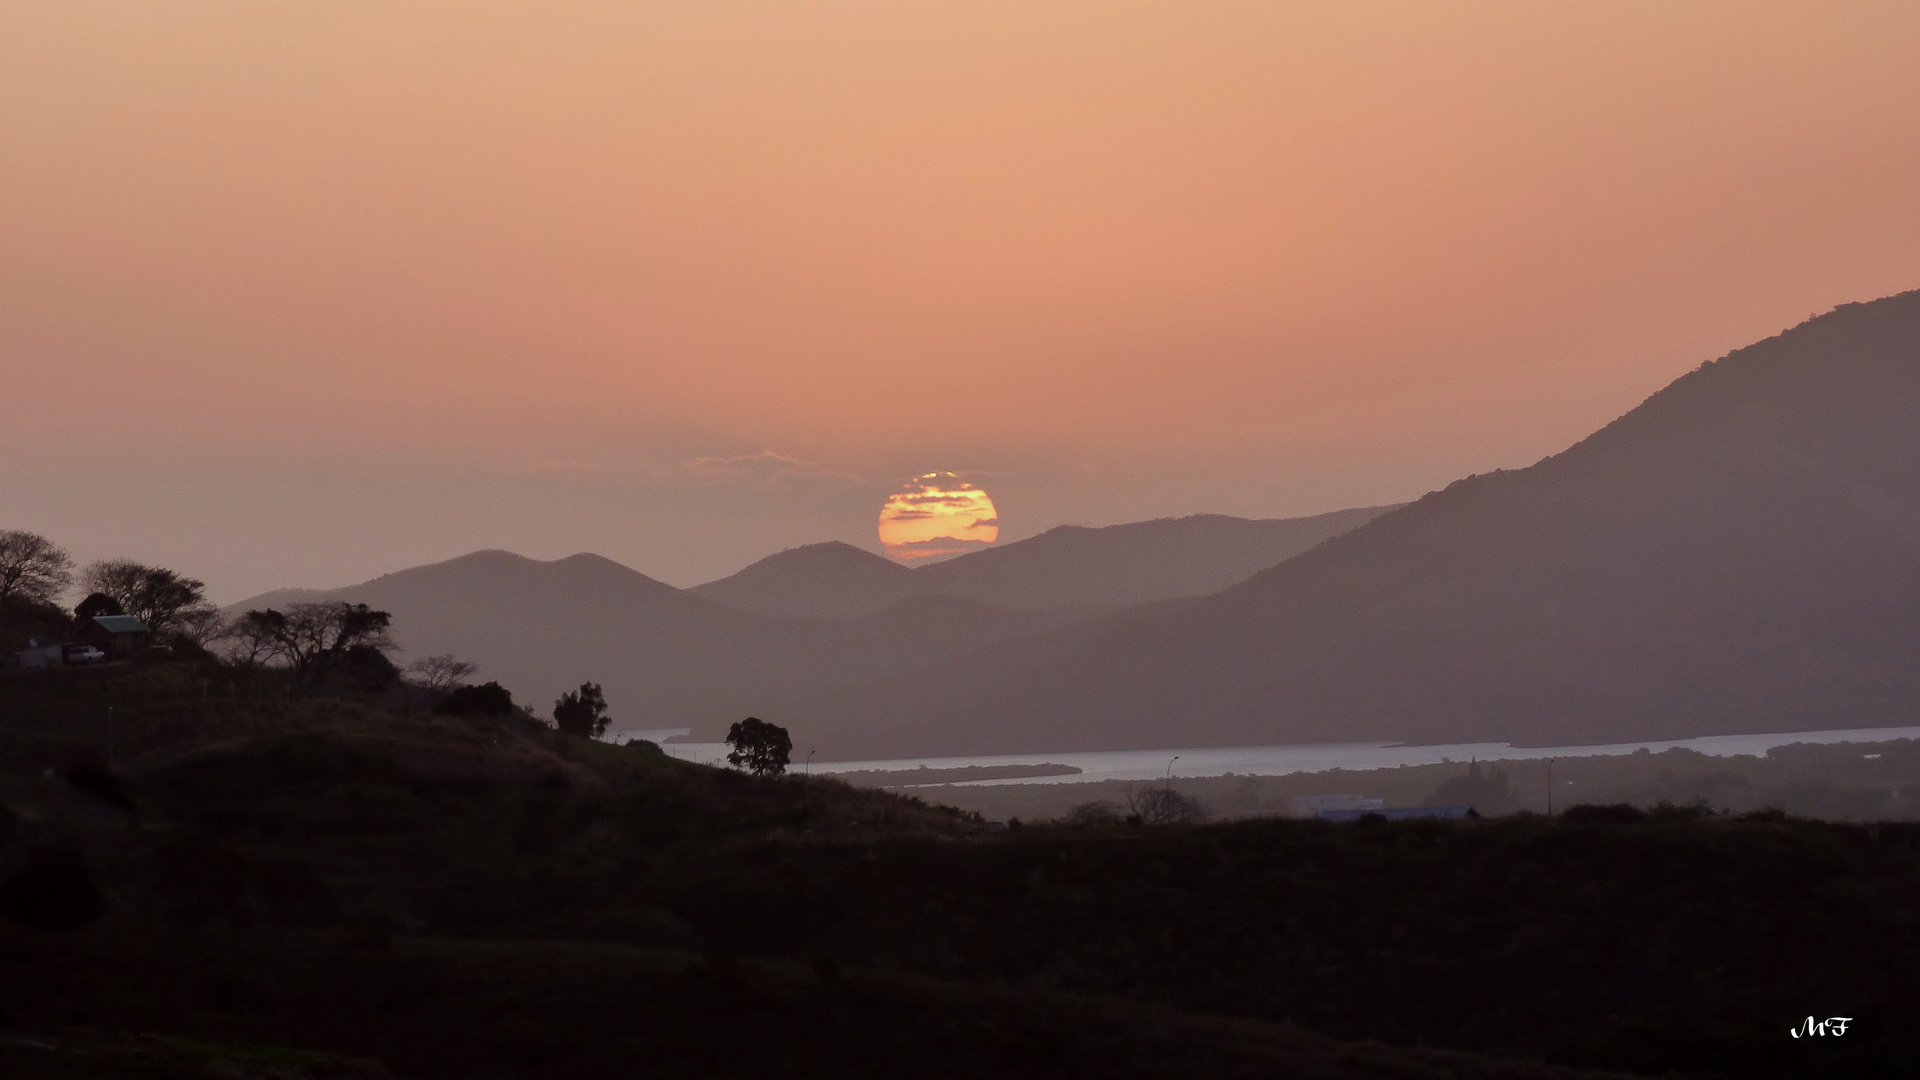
[878,472,1000,563]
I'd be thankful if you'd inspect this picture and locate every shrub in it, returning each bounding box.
[435,681,518,718]
[1559,803,1647,825]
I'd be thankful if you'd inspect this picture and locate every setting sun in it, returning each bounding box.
[877,473,1000,564]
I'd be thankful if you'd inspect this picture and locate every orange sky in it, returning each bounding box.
[4,2,1919,599]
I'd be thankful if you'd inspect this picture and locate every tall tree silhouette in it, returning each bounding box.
[724,717,792,776]
[553,682,612,739]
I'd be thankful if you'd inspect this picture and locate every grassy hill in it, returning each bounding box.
[3,662,1914,1078]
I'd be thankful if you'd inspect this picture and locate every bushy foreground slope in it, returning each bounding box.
[2,666,1911,1078]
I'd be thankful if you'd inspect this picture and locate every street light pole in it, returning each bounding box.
[805,750,816,777]
[1165,755,1180,789]
[1546,758,1555,816]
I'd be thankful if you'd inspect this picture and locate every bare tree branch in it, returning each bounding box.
[406,654,478,692]
[0,531,74,603]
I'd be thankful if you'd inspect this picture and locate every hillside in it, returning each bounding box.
[228,550,1083,732]
[690,506,1396,618]
[686,541,916,619]
[226,505,1391,733]
[2,665,1913,1078]
[781,289,1920,757]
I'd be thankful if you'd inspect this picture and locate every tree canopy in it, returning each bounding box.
[724,717,792,776]
[407,654,478,692]
[0,531,74,604]
[80,560,210,636]
[554,682,612,739]
[433,681,517,718]
[233,602,397,683]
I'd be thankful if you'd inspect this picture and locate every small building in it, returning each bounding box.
[81,614,150,658]
[1291,793,1385,817]
[1318,805,1479,823]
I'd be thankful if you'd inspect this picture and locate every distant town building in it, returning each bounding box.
[1291,794,1385,817]
[1318,805,1480,823]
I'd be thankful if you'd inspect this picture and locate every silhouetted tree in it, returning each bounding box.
[724,717,792,776]
[553,682,612,739]
[407,654,478,692]
[1065,800,1123,827]
[333,644,401,694]
[0,530,73,603]
[170,605,230,649]
[1126,786,1203,825]
[80,559,211,636]
[219,610,283,668]
[434,681,517,718]
[73,592,125,623]
[235,602,396,682]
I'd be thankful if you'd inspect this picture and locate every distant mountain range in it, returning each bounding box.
[237,289,1920,759]
[763,289,1920,757]
[688,506,1396,618]
[229,507,1389,732]
[234,550,1096,731]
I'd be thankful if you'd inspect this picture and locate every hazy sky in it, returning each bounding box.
[5,1,1919,601]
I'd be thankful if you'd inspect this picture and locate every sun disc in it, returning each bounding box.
[878,473,999,564]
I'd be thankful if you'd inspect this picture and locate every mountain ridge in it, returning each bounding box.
[226,506,1391,734]
[690,506,1399,618]
[771,289,1920,757]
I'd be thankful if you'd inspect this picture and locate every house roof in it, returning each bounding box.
[91,614,149,634]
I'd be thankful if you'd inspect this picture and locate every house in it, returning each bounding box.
[80,614,150,658]
[1318,805,1480,823]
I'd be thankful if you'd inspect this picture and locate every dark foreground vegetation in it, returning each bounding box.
[1,662,1911,1078]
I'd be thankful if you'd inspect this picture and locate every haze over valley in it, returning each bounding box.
[222,291,1920,761]
[229,505,1396,737]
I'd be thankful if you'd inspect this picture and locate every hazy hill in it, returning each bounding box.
[686,541,916,619]
[781,290,1920,757]
[229,505,1392,730]
[690,506,1396,619]
[230,550,1081,731]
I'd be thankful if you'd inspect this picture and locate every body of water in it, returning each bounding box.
[609,724,1920,786]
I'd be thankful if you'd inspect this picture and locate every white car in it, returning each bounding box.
[64,645,107,665]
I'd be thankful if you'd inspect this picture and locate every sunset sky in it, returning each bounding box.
[5,1,1919,601]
